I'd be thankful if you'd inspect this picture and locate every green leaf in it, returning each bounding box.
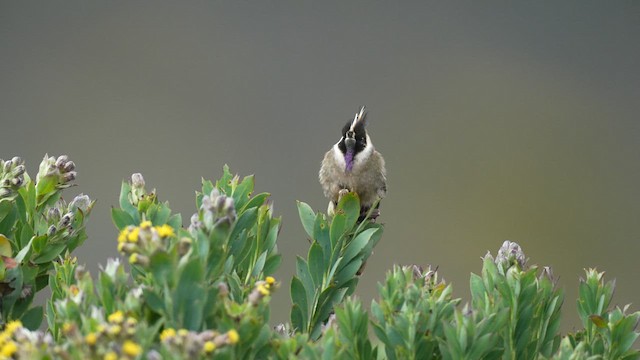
[589,314,607,328]
[329,212,347,249]
[18,223,34,250]
[32,243,66,264]
[0,203,17,240]
[313,213,331,265]
[229,207,258,244]
[111,208,135,230]
[201,179,214,199]
[15,236,36,263]
[167,214,182,229]
[31,235,47,254]
[297,201,316,239]
[263,254,281,276]
[250,251,267,278]
[20,306,43,330]
[308,242,325,287]
[296,256,315,308]
[335,259,363,288]
[470,273,486,300]
[291,303,305,333]
[242,193,270,213]
[215,165,234,195]
[174,259,205,330]
[335,192,360,231]
[291,277,308,330]
[150,251,173,285]
[143,289,165,314]
[35,174,58,207]
[341,228,376,266]
[0,200,13,225]
[118,181,138,217]
[232,175,254,210]
[264,219,280,252]
[151,204,172,225]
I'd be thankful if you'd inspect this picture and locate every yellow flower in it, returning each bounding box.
[107,325,121,336]
[1,341,18,357]
[129,253,139,264]
[108,310,124,324]
[96,324,106,334]
[160,328,176,341]
[0,333,8,347]
[257,284,270,296]
[117,242,126,252]
[4,320,22,335]
[203,341,216,353]
[69,285,80,296]
[122,340,142,357]
[227,329,239,345]
[62,322,74,334]
[265,276,276,286]
[118,229,128,243]
[85,333,97,346]
[104,351,118,360]
[156,224,175,238]
[177,329,188,337]
[126,317,137,327]
[127,227,140,243]
[140,220,152,229]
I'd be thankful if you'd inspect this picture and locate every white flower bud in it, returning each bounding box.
[69,194,91,212]
[55,155,69,168]
[131,173,145,188]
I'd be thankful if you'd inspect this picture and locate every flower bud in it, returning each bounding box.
[213,194,225,211]
[131,173,145,188]
[63,161,75,172]
[47,225,57,236]
[539,266,556,284]
[11,157,23,166]
[69,194,91,212]
[55,155,69,169]
[4,160,13,172]
[273,323,287,336]
[12,165,25,177]
[75,265,87,280]
[48,207,61,220]
[63,171,76,183]
[59,213,74,228]
[0,188,10,198]
[178,237,192,256]
[11,177,23,186]
[147,350,162,360]
[223,197,235,213]
[495,240,527,271]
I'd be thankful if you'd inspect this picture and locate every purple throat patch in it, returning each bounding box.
[345,149,354,172]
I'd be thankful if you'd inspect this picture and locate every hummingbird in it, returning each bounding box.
[319,106,387,220]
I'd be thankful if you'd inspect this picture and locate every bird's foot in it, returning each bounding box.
[337,188,350,201]
[357,208,380,222]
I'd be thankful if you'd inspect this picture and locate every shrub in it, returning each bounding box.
[0,155,637,359]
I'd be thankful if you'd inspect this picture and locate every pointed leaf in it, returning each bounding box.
[308,242,325,287]
[111,208,135,230]
[297,201,316,239]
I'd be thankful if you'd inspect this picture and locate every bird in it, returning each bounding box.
[319,106,387,220]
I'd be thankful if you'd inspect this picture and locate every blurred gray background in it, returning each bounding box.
[1,2,639,331]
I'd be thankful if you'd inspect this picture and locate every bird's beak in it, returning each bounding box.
[345,131,356,149]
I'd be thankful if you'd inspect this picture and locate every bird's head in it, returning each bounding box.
[337,107,370,172]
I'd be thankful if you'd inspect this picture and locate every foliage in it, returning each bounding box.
[0,155,638,359]
[0,155,93,330]
[291,194,382,339]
